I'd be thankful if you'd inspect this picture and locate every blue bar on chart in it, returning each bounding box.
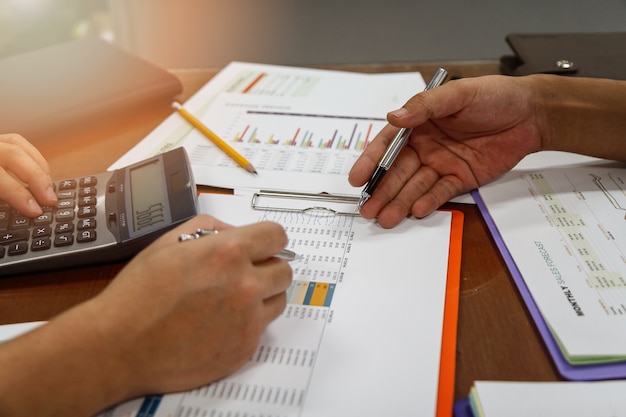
[287,280,336,307]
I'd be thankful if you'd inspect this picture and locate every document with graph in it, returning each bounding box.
[110,61,425,194]
[477,162,626,365]
[97,193,460,417]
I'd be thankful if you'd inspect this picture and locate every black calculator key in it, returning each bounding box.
[0,209,8,230]
[77,218,96,230]
[33,212,53,226]
[10,215,30,230]
[31,237,52,251]
[54,234,74,247]
[58,180,77,190]
[8,241,28,256]
[78,206,97,218]
[55,222,74,234]
[56,190,76,199]
[78,196,96,206]
[77,230,97,243]
[57,199,75,209]
[0,246,4,258]
[80,176,97,186]
[32,226,52,238]
[55,209,75,222]
[79,187,97,197]
[1,229,29,244]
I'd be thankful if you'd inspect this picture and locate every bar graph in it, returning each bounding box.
[228,110,384,152]
[287,280,336,307]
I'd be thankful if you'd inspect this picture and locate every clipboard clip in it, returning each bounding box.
[251,190,361,216]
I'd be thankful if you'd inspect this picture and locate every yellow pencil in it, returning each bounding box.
[172,102,257,174]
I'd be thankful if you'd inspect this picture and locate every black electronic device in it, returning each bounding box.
[0,147,197,276]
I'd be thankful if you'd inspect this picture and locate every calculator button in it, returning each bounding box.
[77,218,96,230]
[55,222,74,234]
[0,209,8,230]
[8,241,28,256]
[79,187,97,197]
[54,234,74,247]
[56,190,76,199]
[31,237,52,251]
[56,199,75,209]
[10,215,30,230]
[55,209,75,222]
[77,230,97,243]
[58,180,77,190]
[78,196,96,206]
[80,176,97,186]
[33,212,53,226]
[32,226,52,238]
[1,229,29,244]
[0,246,4,258]
[77,206,97,218]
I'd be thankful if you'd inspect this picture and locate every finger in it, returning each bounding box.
[0,141,56,210]
[261,290,288,323]
[411,174,465,218]
[358,141,422,218]
[0,170,43,216]
[0,134,51,175]
[373,164,440,227]
[348,124,400,187]
[227,221,289,263]
[386,78,474,128]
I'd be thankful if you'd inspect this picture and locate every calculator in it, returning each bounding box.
[0,147,198,276]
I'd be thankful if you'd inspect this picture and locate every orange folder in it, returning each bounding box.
[436,209,464,417]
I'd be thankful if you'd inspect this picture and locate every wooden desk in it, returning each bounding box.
[0,61,561,406]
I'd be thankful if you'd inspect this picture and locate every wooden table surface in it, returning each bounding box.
[0,60,561,406]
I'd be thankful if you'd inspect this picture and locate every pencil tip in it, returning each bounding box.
[245,164,258,175]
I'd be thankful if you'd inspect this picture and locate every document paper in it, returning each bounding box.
[110,62,425,195]
[469,380,626,417]
[99,194,453,417]
[478,163,626,362]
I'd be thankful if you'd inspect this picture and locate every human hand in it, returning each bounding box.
[90,214,293,400]
[0,133,57,216]
[349,75,543,228]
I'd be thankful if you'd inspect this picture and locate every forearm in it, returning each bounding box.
[529,74,626,160]
[0,300,132,417]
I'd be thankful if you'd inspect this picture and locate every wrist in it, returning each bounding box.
[528,74,626,159]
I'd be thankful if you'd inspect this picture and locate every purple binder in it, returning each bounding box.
[472,189,626,380]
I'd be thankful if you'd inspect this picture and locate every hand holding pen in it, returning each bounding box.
[356,68,448,209]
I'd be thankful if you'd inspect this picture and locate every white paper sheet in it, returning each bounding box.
[109,61,425,195]
[100,193,452,417]
[470,380,626,417]
[478,161,626,360]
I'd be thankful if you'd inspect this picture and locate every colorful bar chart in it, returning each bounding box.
[230,110,384,152]
[287,280,336,307]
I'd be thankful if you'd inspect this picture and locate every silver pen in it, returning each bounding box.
[178,228,303,262]
[357,68,448,210]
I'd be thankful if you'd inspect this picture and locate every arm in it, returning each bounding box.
[349,74,626,228]
[534,75,626,159]
[0,215,293,417]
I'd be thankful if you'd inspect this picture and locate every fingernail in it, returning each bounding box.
[46,185,57,202]
[27,198,42,215]
[388,107,408,118]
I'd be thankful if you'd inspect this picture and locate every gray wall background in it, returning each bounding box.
[109,0,626,68]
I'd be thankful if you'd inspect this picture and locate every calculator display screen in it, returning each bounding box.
[129,159,168,233]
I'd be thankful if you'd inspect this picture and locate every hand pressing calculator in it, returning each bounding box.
[0,147,198,277]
